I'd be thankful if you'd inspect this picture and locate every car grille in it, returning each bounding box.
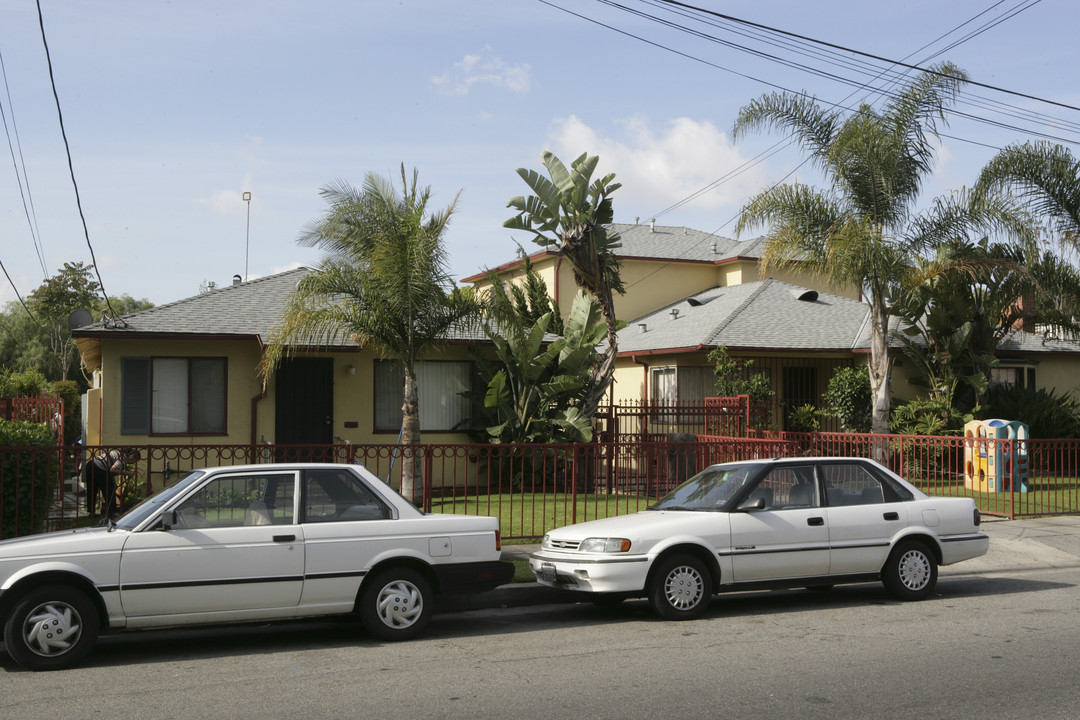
[547,538,580,550]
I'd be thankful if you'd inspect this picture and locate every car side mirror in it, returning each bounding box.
[161,510,177,530]
[737,496,766,512]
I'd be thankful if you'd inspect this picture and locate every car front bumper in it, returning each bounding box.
[529,551,651,593]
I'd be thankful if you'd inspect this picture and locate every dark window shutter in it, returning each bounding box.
[121,358,151,434]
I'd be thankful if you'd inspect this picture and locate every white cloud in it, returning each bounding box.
[545,115,770,211]
[432,50,530,96]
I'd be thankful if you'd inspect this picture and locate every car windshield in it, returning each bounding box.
[114,471,206,530]
[650,464,762,511]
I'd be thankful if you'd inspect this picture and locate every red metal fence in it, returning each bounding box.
[1,432,1077,540]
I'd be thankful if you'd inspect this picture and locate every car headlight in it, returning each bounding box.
[541,533,552,549]
[579,537,632,553]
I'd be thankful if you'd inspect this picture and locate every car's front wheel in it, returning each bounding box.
[883,540,938,600]
[359,568,434,641]
[648,554,712,620]
[3,584,99,671]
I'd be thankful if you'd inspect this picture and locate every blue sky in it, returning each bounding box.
[1,0,1078,307]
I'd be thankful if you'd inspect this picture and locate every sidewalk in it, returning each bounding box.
[438,516,1080,613]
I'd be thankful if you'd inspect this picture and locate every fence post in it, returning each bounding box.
[423,446,433,513]
[570,444,579,525]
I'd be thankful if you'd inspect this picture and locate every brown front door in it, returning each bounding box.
[275,358,334,447]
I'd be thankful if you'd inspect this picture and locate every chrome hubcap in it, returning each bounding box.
[376,580,423,628]
[664,566,705,610]
[23,601,82,658]
[898,550,931,591]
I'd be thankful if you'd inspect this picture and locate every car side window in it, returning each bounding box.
[173,473,295,528]
[756,466,819,509]
[820,464,885,506]
[303,469,392,523]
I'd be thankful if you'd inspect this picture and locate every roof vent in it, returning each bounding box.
[635,216,640,225]
[649,218,655,232]
[794,289,819,302]
[670,309,680,320]
[711,242,718,254]
[232,274,242,286]
[638,323,648,333]
[687,297,707,307]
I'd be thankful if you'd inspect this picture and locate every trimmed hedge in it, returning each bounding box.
[0,419,60,539]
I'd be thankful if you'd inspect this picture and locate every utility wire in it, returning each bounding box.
[35,0,126,327]
[656,0,1079,114]
[608,0,1031,286]
[0,256,46,330]
[0,45,48,278]
[600,0,1080,146]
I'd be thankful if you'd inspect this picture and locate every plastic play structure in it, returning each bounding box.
[963,419,1030,493]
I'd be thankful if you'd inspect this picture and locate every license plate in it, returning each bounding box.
[538,562,557,584]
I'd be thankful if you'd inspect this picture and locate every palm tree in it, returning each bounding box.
[261,166,477,500]
[731,63,1028,434]
[977,141,1080,248]
[504,151,623,418]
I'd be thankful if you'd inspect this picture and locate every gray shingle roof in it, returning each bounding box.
[72,267,488,344]
[617,279,873,354]
[607,222,741,262]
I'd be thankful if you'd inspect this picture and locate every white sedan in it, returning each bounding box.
[530,457,988,619]
[0,463,512,670]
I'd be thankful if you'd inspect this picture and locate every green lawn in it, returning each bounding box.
[429,493,654,540]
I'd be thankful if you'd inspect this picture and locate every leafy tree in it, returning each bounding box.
[25,262,101,382]
[822,365,873,433]
[481,253,563,335]
[261,166,478,501]
[977,141,1080,250]
[0,266,152,385]
[505,151,622,419]
[464,290,604,445]
[731,63,1028,434]
[894,237,1080,414]
[982,384,1080,439]
[707,346,774,430]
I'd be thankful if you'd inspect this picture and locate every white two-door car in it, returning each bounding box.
[0,463,513,671]
[530,457,989,619]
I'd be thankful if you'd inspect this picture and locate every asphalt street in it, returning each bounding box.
[4,515,1080,720]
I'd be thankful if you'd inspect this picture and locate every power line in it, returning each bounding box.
[656,0,1079,114]
[0,256,46,331]
[599,0,1080,146]
[0,45,48,279]
[35,0,126,328]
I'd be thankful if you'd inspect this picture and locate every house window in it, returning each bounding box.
[989,366,1036,389]
[650,366,715,404]
[374,360,472,433]
[121,357,227,435]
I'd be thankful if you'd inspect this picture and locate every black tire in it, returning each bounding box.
[648,554,712,620]
[359,568,433,641]
[3,584,99,671]
[883,540,938,601]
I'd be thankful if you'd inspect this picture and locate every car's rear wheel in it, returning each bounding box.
[648,554,711,620]
[883,540,938,600]
[359,568,433,641]
[4,584,99,671]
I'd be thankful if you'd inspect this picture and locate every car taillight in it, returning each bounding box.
[495,530,502,551]
[973,508,981,527]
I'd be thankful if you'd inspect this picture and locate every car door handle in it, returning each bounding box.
[807,517,824,526]
[273,534,296,542]
[883,512,900,521]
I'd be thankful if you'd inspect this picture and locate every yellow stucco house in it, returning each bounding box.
[73,222,1080,451]
[468,222,1080,430]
